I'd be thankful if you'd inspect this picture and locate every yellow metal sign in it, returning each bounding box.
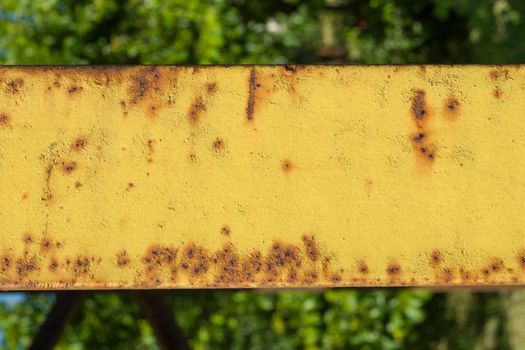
[0,65,524,290]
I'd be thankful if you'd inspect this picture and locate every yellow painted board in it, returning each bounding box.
[0,65,524,290]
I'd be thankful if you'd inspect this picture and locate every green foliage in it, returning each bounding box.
[1,0,524,65]
[0,290,432,350]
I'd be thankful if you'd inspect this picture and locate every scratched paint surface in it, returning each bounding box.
[1,65,525,290]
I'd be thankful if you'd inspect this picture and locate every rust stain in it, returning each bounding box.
[128,67,161,105]
[134,234,339,287]
[430,250,443,267]
[59,160,77,175]
[180,244,209,277]
[493,88,503,99]
[358,260,369,274]
[281,159,293,172]
[246,68,257,120]
[517,250,525,270]
[116,250,131,267]
[302,235,319,262]
[48,258,59,271]
[212,137,225,152]
[443,97,460,120]
[68,85,82,95]
[70,135,88,152]
[39,237,55,253]
[281,65,304,98]
[437,267,454,283]
[459,267,472,282]
[70,256,91,277]
[15,255,39,278]
[5,78,24,94]
[410,89,435,165]
[482,257,504,277]
[206,82,218,95]
[188,97,206,125]
[125,67,169,119]
[220,225,231,236]
[1,254,12,272]
[146,139,155,163]
[387,260,401,277]
[22,233,33,245]
[42,163,54,204]
[0,113,11,128]
[282,65,300,77]
[489,68,509,81]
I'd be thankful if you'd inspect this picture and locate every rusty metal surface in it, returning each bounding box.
[0,65,524,290]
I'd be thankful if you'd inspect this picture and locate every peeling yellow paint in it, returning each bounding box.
[1,65,525,290]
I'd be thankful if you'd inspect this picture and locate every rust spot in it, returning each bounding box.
[287,269,298,283]
[42,164,54,205]
[459,267,471,281]
[146,139,155,162]
[188,97,206,125]
[358,260,369,274]
[70,136,88,152]
[488,257,504,273]
[68,85,82,94]
[439,268,454,283]
[517,250,525,269]
[489,68,509,81]
[220,225,231,236]
[443,97,460,119]
[213,244,242,283]
[282,65,304,77]
[1,255,11,272]
[144,245,178,267]
[283,65,297,74]
[181,244,210,277]
[246,68,257,120]
[49,258,59,271]
[6,79,24,94]
[188,153,197,163]
[302,235,319,262]
[0,113,11,127]
[411,90,428,120]
[22,234,33,244]
[410,90,435,164]
[493,88,503,99]
[212,137,225,152]
[15,256,39,278]
[281,159,293,172]
[21,192,29,200]
[71,256,90,276]
[60,160,77,174]
[116,250,131,267]
[269,242,301,268]
[137,234,336,286]
[40,237,54,253]
[331,274,342,283]
[126,182,135,191]
[74,181,83,189]
[206,82,217,94]
[430,250,443,267]
[129,67,161,105]
[303,270,319,284]
[386,261,401,276]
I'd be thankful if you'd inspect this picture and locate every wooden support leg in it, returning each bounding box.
[29,292,84,350]
[134,291,190,350]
